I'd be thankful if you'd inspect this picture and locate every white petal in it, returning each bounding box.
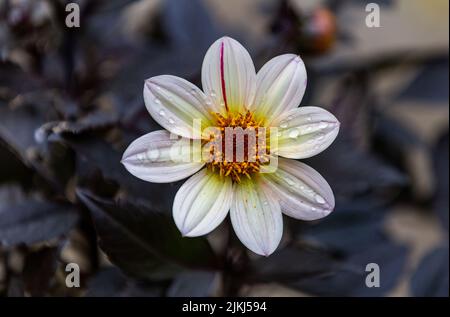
[144,75,214,139]
[122,130,204,183]
[263,158,335,221]
[201,36,256,114]
[173,169,233,237]
[253,54,307,124]
[230,178,283,256]
[272,106,340,159]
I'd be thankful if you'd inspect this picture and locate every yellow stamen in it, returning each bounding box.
[205,110,270,183]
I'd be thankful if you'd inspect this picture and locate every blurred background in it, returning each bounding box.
[0,0,448,297]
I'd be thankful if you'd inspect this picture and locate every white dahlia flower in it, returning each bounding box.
[122,37,340,256]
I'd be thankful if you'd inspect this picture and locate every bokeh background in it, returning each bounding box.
[0,0,448,297]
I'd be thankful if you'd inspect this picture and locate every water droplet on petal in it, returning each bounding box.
[159,110,165,116]
[154,98,161,104]
[319,122,328,129]
[307,116,312,121]
[136,153,144,162]
[289,128,300,139]
[280,121,288,129]
[146,149,160,161]
[286,177,296,187]
[169,118,175,124]
[314,194,326,204]
[210,90,217,98]
[317,133,325,141]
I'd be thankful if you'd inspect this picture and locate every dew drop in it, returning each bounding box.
[317,133,325,141]
[311,207,317,212]
[158,109,165,116]
[289,128,300,139]
[210,90,217,98]
[137,153,146,162]
[280,121,288,129]
[307,116,312,121]
[154,98,161,104]
[314,194,326,204]
[286,177,296,187]
[146,149,160,161]
[319,122,328,129]
[168,118,175,124]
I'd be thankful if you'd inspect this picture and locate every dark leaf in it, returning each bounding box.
[305,138,408,210]
[0,200,79,247]
[35,110,118,140]
[0,62,41,96]
[411,245,449,297]
[329,72,372,149]
[76,188,218,281]
[63,133,176,208]
[161,0,220,51]
[0,95,58,154]
[300,208,387,254]
[290,242,408,296]
[86,267,164,297]
[247,244,345,284]
[373,111,423,174]
[0,185,27,208]
[167,271,219,297]
[0,137,32,186]
[396,58,449,104]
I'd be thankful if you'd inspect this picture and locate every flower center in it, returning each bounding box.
[205,111,269,182]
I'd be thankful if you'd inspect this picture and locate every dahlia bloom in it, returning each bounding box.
[122,37,340,256]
